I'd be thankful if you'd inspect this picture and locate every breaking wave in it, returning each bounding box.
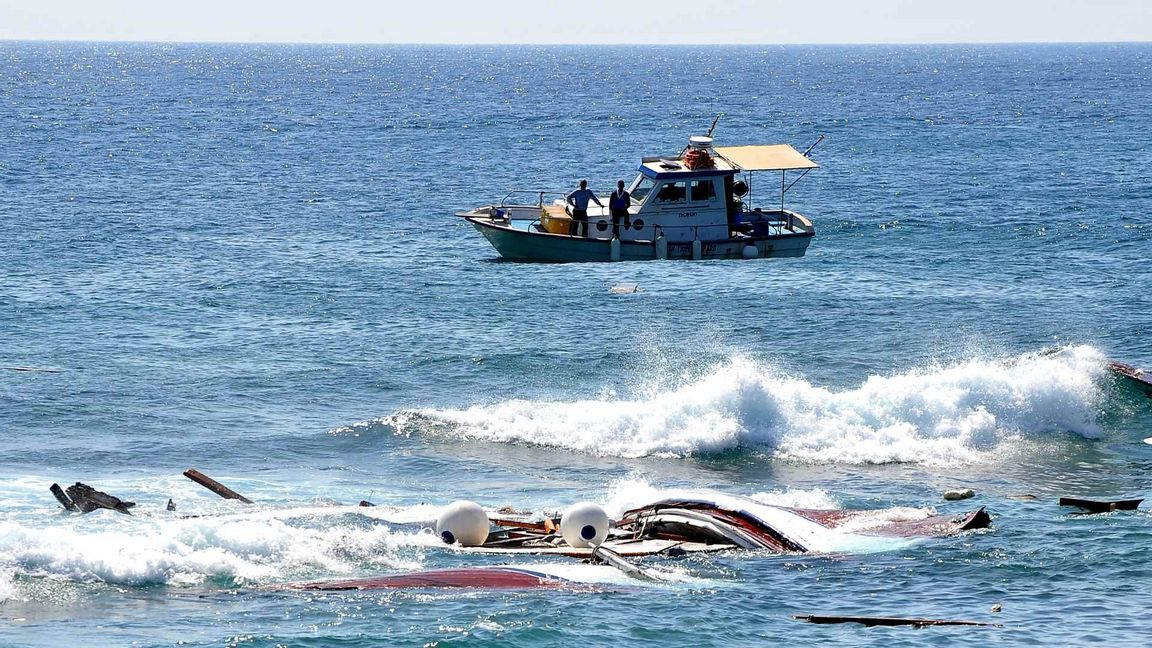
[381,345,1109,465]
[602,477,843,518]
[0,506,434,595]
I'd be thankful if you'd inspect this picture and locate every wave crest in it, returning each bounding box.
[383,346,1108,465]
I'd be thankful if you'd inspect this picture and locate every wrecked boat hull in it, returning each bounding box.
[294,567,589,591]
[472,492,989,557]
[618,494,989,554]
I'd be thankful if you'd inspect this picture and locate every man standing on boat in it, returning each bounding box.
[608,180,631,238]
[566,180,602,237]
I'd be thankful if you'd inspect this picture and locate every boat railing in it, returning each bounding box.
[510,218,809,239]
[498,189,567,208]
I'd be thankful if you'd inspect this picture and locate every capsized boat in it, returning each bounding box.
[287,492,989,592]
[456,133,822,262]
[447,491,990,557]
[293,547,668,592]
[293,566,607,591]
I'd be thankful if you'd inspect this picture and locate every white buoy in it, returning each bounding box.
[655,235,668,260]
[435,500,490,547]
[610,236,621,262]
[691,239,702,260]
[741,244,758,259]
[560,501,610,548]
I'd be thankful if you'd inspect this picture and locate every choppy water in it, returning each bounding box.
[2,41,1151,646]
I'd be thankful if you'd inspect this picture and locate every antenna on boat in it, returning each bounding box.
[706,114,723,138]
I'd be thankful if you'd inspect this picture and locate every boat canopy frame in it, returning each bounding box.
[715,136,825,215]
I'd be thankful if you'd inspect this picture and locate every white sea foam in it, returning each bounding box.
[0,508,430,588]
[602,478,841,517]
[749,488,841,510]
[387,345,1108,465]
[0,565,16,603]
[832,506,934,533]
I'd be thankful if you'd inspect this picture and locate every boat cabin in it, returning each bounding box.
[540,136,819,244]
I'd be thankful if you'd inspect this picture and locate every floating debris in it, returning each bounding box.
[1058,497,1142,514]
[183,468,253,504]
[50,482,135,515]
[944,488,976,501]
[609,282,640,294]
[1108,361,1152,398]
[794,614,1001,628]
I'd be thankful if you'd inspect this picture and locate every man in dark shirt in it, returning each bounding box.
[566,180,602,237]
[608,179,631,238]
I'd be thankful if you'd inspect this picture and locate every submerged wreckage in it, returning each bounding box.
[299,491,990,591]
[466,492,989,557]
[50,470,991,590]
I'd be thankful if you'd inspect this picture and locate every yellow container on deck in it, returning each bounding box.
[541,205,571,235]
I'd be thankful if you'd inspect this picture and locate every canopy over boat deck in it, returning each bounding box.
[713,144,820,171]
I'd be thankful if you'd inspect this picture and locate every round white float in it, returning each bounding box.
[742,244,759,259]
[435,500,490,547]
[560,501,610,548]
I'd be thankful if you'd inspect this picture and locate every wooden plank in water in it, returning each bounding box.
[183,468,253,504]
[1058,497,1142,513]
[489,516,558,533]
[792,613,999,627]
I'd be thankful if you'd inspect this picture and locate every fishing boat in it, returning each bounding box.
[456,132,822,262]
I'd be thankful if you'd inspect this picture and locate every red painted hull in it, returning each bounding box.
[294,567,590,591]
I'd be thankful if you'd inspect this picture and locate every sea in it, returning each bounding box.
[1,41,1150,647]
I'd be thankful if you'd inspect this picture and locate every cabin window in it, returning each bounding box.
[630,177,656,203]
[690,179,717,202]
[655,181,686,203]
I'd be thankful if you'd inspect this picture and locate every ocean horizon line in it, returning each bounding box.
[3,37,1150,47]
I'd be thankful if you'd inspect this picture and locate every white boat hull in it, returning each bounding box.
[463,212,814,263]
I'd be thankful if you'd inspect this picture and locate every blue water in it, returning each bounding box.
[2,41,1151,646]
